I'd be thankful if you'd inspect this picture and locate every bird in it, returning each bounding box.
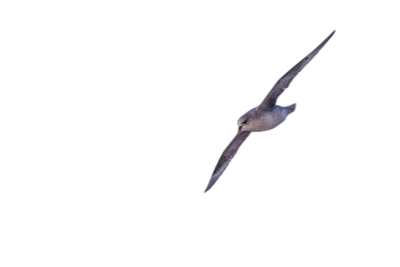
[204,31,335,193]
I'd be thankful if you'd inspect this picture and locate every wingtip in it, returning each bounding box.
[204,178,217,193]
[204,184,212,193]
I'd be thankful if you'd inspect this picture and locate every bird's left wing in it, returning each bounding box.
[257,30,335,111]
[205,131,251,192]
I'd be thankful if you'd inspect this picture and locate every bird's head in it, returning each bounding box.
[237,115,252,135]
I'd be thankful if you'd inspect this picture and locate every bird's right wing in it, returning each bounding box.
[257,30,335,111]
[205,131,251,192]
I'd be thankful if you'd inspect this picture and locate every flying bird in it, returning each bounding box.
[204,31,335,192]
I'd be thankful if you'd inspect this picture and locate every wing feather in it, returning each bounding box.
[257,31,335,111]
[204,131,251,192]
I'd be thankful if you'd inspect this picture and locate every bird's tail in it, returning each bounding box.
[286,103,296,115]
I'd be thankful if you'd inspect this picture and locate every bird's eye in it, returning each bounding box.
[243,120,248,124]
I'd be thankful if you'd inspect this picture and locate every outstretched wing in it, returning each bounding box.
[257,30,335,111]
[205,131,251,192]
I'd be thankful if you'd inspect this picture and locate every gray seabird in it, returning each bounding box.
[205,31,335,193]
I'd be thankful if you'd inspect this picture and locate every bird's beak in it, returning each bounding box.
[238,126,243,135]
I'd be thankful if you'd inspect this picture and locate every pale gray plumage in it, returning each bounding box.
[205,31,335,193]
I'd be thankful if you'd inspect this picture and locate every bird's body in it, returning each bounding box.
[204,31,335,192]
[241,104,296,132]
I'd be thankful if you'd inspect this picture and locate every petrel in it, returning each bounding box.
[205,31,335,192]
